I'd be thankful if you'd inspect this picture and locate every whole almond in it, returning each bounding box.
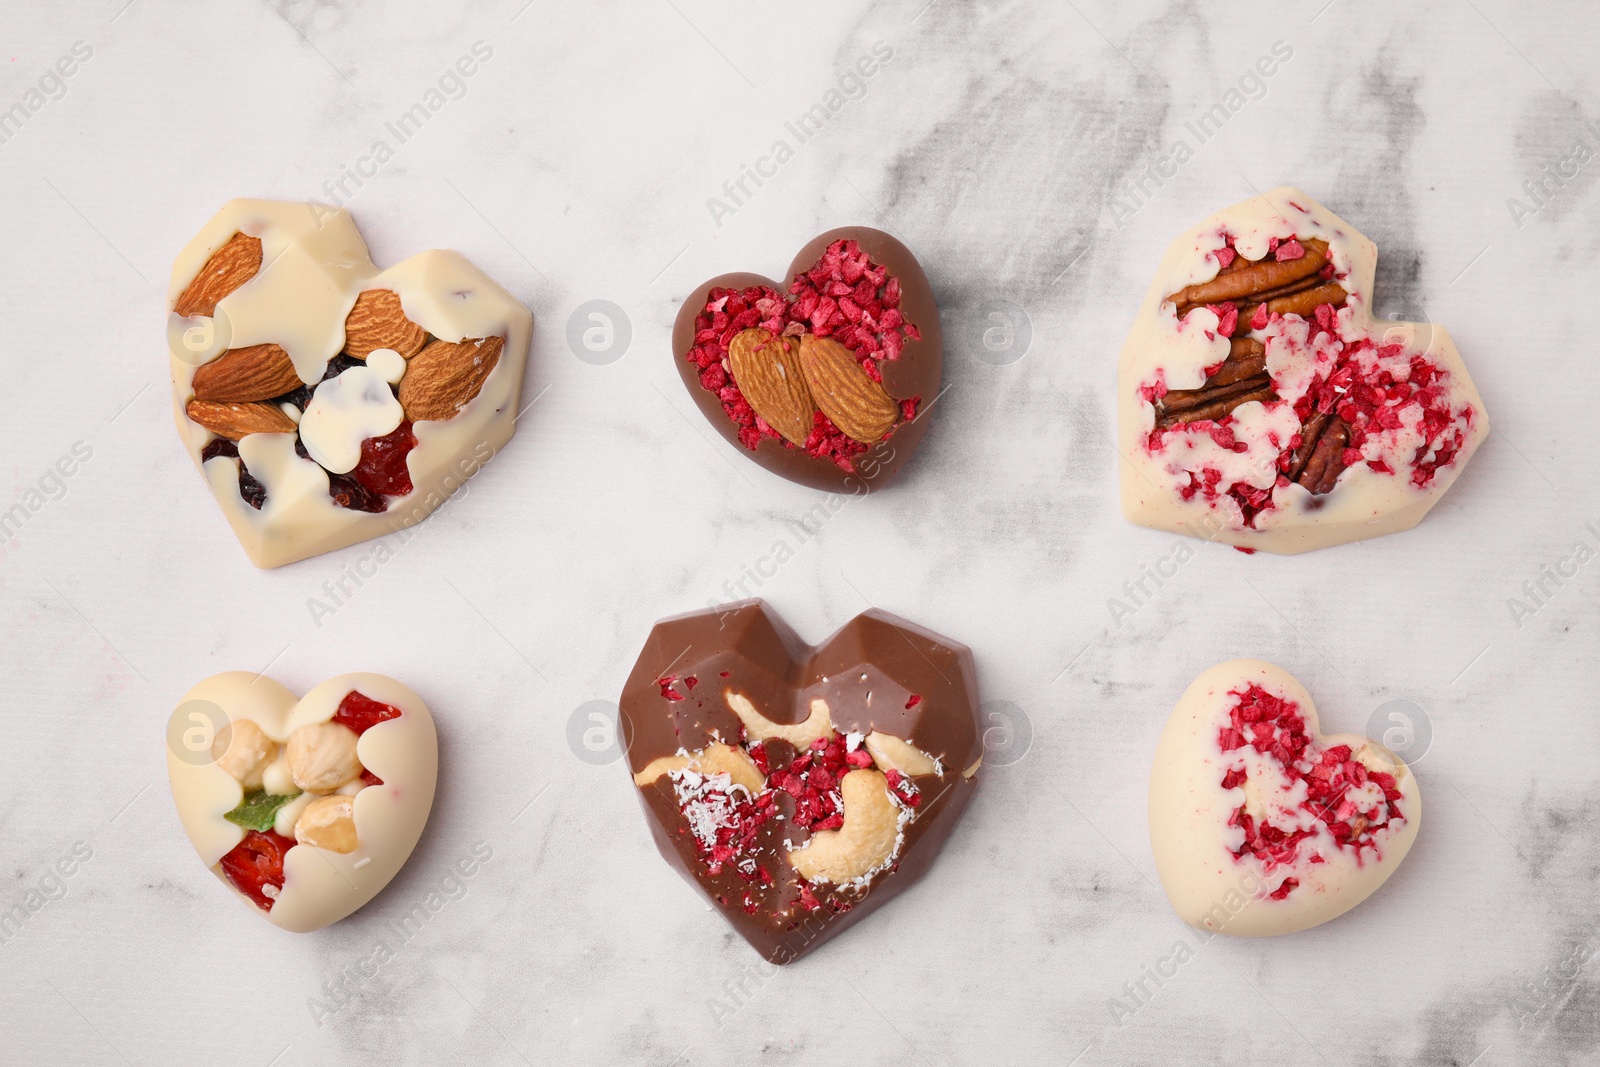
[344,289,429,360]
[186,399,297,440]
[727,328,814,445]
[798,335,899,444]
[397,336,504,422]
[174,232,263,318]
[191,343,303,403]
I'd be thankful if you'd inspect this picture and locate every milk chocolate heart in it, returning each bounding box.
[166,672,438,932]
[672,228,942,492]
[1149,660,1420,936]
[1117,187,1488,553]
[168,200,533,568]
[620,601,981,963]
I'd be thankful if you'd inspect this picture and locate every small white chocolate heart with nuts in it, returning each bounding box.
[166,671,438,932]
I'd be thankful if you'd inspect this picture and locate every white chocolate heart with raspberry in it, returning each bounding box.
[1117,187,1488,553]
[1149,660,1420,936]
[166,672,438,932]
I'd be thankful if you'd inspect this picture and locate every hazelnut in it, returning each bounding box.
[211,718,277,790]
[286,721,363,792]
[294,794,358,854]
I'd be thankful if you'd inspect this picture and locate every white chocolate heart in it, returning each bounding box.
[169,199,533,568]
[1149,660,1420,936]
[166,671,438,932]
[1117,187,1488,553]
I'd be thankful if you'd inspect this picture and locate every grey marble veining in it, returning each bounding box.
[0,0,1596,1064]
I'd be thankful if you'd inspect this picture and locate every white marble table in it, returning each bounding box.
[1,0,1596,1063]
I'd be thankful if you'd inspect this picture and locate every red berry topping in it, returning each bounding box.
[331,690,403,735]
[350,420,416,497]
[686,239,921,468]
[219,829,295,911]
[1217,685,1406,900]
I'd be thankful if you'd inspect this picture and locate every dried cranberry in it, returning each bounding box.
[350,421,416,497]
[219,829,295,911]
[332,690,403,735]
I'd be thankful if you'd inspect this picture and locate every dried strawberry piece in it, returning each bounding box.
[657,677,685,702]
[1275,239,1305,262]
[332,690,403,735]
[360,769,384,787]
[219,829,295,911]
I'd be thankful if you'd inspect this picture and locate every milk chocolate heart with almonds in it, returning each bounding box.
[166,672,438,932]
[1118,187,1488,553]
[1149,660,1421,936]
[620,601,981,963]
[168,200,532,568]
[672,228,942,492]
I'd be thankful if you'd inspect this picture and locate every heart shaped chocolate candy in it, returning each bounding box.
[1118,187,1487,552]
[1149,660,1420,936]
[620,601,981,963]
[672,228,942,492]
[166,671,437,932]
[169,199,532,568]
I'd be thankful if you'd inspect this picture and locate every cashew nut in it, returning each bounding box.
[726,692,832,748]
[787,769,902,884]
[286,721,363,792]
[864,731,941,776]
[211,718,277,790]
[294,794,358,854]
[634,743,764,794]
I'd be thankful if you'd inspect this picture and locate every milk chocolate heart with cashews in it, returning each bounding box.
[166,672,437,932]
[1149,660,1420,936]
[620,601,981,963]
[672,227,942,492]
[1118,187,1487,552]
[168,199,532,568]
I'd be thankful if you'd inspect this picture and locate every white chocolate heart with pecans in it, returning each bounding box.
[1118,187,1488,553]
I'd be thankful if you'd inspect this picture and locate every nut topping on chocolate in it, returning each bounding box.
[620,601,981,963]
[168,200,532,567]
[673,227,942,492]
[1118,187,1488,553]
